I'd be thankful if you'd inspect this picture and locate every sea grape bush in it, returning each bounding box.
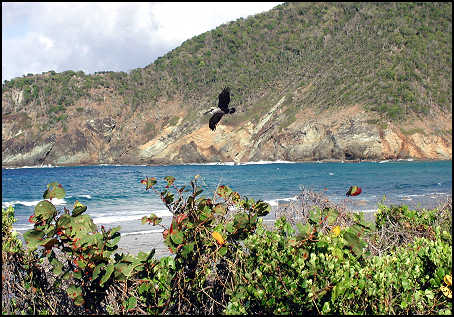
[226,205,452,315]
[2,176,452,315]
[21,181,159,312]
[225,207,372,314]
[139,175,271,314]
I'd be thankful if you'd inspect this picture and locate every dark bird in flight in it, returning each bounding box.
[205,87,236,131]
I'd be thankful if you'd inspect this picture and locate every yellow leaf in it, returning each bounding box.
[211,231,225,245]
[440,285,452,299]
[444,274,452,287]
[332,226,341,237]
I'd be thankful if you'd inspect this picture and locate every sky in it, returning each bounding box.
[2,2,282,83]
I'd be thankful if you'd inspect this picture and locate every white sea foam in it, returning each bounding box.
[91,209,172,225]
[265,195,298,207]
[3,164,58,169]
[66,194,91,200]
[122,229,164,237]
[183,160,297,166]
[184,162,236,166]
[356,209,376,213]
[98,164,146,167]
[239,160,297,165]
[13,224,34,232]
[397,193,429,198]
[2,198,67,208]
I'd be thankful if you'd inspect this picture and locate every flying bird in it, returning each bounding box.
[346,185,362,196]
[206,87,236,131]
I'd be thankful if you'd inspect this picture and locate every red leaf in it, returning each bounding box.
[176,213,187,224]
[346,186,362,196]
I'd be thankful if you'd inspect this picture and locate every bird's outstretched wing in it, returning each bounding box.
[209,111,224,131]
[218,87,230,111]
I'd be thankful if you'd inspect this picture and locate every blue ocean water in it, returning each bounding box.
[2,160,452,235]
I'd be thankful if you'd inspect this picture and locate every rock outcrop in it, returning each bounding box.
[2,93,452,167]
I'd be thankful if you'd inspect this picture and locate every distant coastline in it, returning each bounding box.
[2,158,449,169]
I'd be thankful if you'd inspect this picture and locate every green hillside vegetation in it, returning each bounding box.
[2,2,452,130]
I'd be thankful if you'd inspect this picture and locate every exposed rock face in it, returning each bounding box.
[1,97,452,167]
[85,118,116,143]
[2,135,56,166]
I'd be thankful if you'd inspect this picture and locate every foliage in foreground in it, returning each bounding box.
[2,176,452,315]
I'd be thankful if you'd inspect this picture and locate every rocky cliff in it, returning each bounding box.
[2,90,451,167]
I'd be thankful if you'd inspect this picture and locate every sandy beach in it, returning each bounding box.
[116,231,171,258]
[115,202,377,258]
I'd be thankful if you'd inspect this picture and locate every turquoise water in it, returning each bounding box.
[2,160,452,234]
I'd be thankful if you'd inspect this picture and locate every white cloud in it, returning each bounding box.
[2,2,281,82]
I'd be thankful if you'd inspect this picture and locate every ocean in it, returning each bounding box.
[2,160,452,236]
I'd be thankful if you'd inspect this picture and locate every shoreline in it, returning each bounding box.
[2,158,451,169]
[13,197,449,258]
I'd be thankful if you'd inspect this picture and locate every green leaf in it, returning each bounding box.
[43,182,66,199]
[218,246,228,256]
[50,256,63,276]
[142,213,162,225]
[71,214,98,238]
[106,233,121,248]
[114,262,134,280]
[170,231,184,245]
[74,295,85,306]
[124,296,137,310]
[309,209,320,225]
[225,222,235,233]
[164,176,175,187]
[217,185,232,198]
[181,242,195,258]
[213,204,226,216]
[23,229,45,248]
[296,223,311,238]
[425,289,434,300]
[73,270,82,279]
[254,201,271,216]
[57,214,72,228]
[62,270,73,280]
[162,191,174,204]
[66,285,83,300]
[72,200,87,217]
[93,263,103,281]
[141,177,157,190]
[327,209,339,225]
[343,230,366,256]
[100,263,115,287]
[402,279,410,290]
[34,200,57,221]
[234,212,249,229]
[200,205,213,221]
